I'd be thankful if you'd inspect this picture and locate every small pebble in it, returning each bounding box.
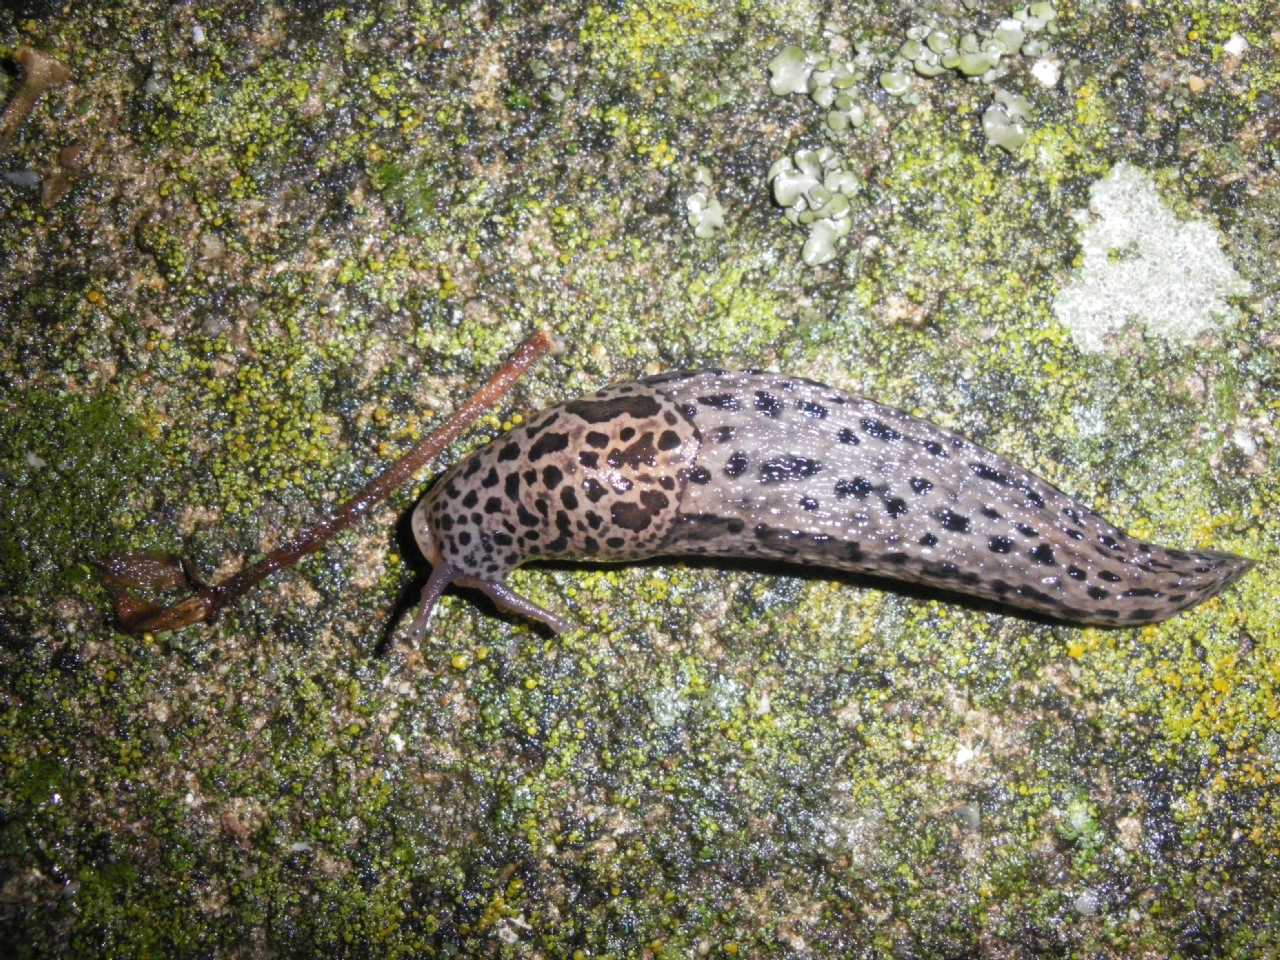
[1031,57,1061,87]
[2,170,41,190]
[1223,33,1248,57]
[1187,75,1207,93]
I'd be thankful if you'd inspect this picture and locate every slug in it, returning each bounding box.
[408,370,1251,637]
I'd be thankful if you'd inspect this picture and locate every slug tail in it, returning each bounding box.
[1102,545,1253,626]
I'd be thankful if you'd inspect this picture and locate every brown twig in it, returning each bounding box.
[0,47,71,154]
[100,329,558,634]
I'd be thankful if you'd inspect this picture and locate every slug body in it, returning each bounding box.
[409,371,1251,636]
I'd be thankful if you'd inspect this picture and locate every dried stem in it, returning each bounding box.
[101,330,557,634]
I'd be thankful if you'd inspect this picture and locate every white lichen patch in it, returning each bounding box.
[1052,163,1250,353]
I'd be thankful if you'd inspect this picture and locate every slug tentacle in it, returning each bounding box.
[410,370,1252,634]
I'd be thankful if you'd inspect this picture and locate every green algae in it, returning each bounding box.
[0,390,161,599]
[1,0,1278,956]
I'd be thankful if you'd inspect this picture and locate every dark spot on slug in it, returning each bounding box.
[619,426,636,442]
[800,496,819,512]
[585,431,609,449]
[798,400,828,419]
[607,432,659,470]
[582,478,607,503]
[498,442,520,462]
[1123,587,1164,599]
[724,452,749,478]
[658,429,682,451]
[516,504,540,528]
[837,428,860,445]
[560,487,578,510]
[1015,523,1037,538]
[1098,570,1121,583]
[920,532,938,547]
[862,418,901,442]
[1030,543,1057,566]
[461,489,478,509]
[698,394,739,410]
[687,466,711,484]
[910,477,933,495]
[485,496,503,514]
[542,465,563,489]
[482,467,500,488]
[529,432,570,462]
[505,473,520,500]
[884,497,908,518]
[611,500,654,532]
[1087,586,1109,600]
[759,455,822,484]
[579,451,599,469]
[835,477,873,499]
[712,426,736,443]
[754,392,782,417]
[565,395,662,423]
[988,536,1013,553]
[1067,565,1086,580]
[934,508,971,533]
[924,440,947,457]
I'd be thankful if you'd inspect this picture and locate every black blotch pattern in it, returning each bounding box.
[585,431,609,449]
[698,394,740,410]
[988,536,1013,553]
[1098,570,1121,582]
[516,504,540,527]
[884,497,908,518]
[485,496,503,513]
[687,466,711,484]
[583,478,607,503]
[837,428,860,445]
[565,395,662,423]
[498,442,520,462]
[920,532,938,547]
[658,429,682,451]
[579,451,599,468]
[542,465,563,489]
[862,418,902,442]
[1030,543,1057,566]
[724,452,749,478]
[1067,565,1086,580]
[935,508,971,533]
[505,473,520,499]
[800,496,819,512]
[1086,586,1109,600]
[1015,523,1037,538]
[619,426,636,442]
[910,477,933,495]
[607,432,659,470]
[754,392,782,417]
[835,477,872,499]
[1123,587,1164,599]
[461,490,478,509]
[712,426,736,443]
[924,440,947,457]
[798,400,828,419]
[482,467,499,488]
[759,455,822,484]
[560,488,578,510]
[611,501,654,532]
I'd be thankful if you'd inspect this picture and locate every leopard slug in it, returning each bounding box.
[408,370,1251,636]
